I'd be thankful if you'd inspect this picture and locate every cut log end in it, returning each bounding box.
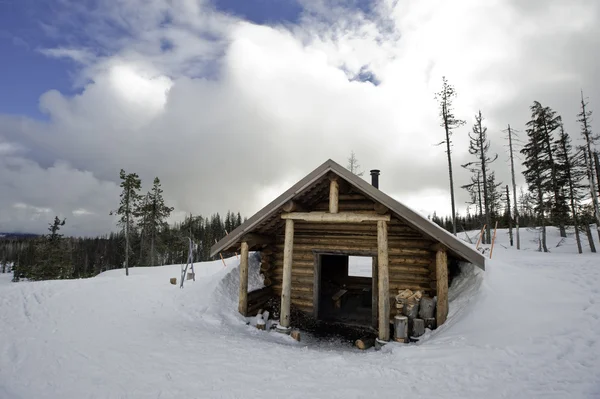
[355,337,375,350]
[291,330,301,342]
[169,277,177,285]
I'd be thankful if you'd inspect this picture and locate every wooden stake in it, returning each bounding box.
[377,220,390,342]
[435,248,448,326]
[279,219,294,329]
[215,238,227,267]
[489,221,499,259]
[475,224,486,250]
[238,241,249,315]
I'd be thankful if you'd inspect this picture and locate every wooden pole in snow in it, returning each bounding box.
[490,221,499,259]
[214,239,227,267]
[475,225,486,250]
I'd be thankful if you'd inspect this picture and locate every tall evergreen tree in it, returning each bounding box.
[138,177,173,266]
[554,124,586,253]
[521,102,553,252]
[435,76,465,235]
[577,91,600,240]
[111,169,143,276]
[529,102,568,237]
[462,110,497,244]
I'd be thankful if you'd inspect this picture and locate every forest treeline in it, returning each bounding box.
[0,171,244,281]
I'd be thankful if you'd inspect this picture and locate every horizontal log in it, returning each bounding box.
[291,298,313,308]
[388,265,431,275]
[272,284,314,293]
[389,274,431,284]
[388,256,432,266]
[270,267,314,277]
[312,201,375,211]
[282,212,391,223]
[339,194,369,201]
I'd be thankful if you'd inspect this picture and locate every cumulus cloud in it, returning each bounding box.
[1,0,599,235]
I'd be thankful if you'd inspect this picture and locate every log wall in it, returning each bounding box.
[260,196,437,320]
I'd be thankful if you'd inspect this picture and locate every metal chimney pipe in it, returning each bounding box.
[370,169,380,189]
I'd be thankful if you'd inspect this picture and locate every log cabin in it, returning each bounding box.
[211,159,485,342]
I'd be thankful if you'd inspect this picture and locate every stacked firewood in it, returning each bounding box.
[393,289,437,343]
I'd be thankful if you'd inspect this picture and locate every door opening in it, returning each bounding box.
[316,254,373,327]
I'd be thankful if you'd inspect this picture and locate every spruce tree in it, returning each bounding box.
[462,110,497,244]
[529,102,568,237]
[554,124,586,253]
[577,91,600,240]
[138,177,173,266]
[112,169,143,276]
[521,103,552,252]
[435,77,465,235]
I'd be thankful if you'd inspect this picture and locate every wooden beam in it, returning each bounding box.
[329,176,339,214]
[377,220,390,342]
[282,212,390,223]
[282,200,305,213]
[435,248,448,326]
[238,241,249,315]
[279,219,294,329]
[242,233,274,248]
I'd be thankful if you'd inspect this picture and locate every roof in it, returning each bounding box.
[211,159,485,270]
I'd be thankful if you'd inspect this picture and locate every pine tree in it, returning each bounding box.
[462,110,497,243]
[346,151,364,176]
[521,102,552,252]
[435,76,465,235]
[112,169,143,276]
[577,91,600,240]
[138,177,173,266]
[530,102,568,236]
[554,124,586,253]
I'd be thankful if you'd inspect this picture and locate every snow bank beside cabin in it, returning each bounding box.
[1,228,600,398]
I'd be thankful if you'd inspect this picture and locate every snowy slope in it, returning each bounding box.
[1,228,600,399]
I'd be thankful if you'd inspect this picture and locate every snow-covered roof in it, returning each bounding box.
[211,159,485,270]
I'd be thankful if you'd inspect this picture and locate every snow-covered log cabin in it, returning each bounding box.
[211,159,485,343]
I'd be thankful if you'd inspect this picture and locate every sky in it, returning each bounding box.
[1,0,599,236]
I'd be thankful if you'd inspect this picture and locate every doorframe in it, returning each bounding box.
[312,249,376,321]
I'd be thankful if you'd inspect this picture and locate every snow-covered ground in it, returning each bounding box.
[1,227,599,398]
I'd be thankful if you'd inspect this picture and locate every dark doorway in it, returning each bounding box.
[316,254,373,327]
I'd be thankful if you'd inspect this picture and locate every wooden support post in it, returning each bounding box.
[435,248,448,326]
[377,220,390,342]
[279,219,294,330]
[238,241,249,315]
[329,176,339,214]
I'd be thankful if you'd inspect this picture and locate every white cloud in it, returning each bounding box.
[1,0,599,235]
